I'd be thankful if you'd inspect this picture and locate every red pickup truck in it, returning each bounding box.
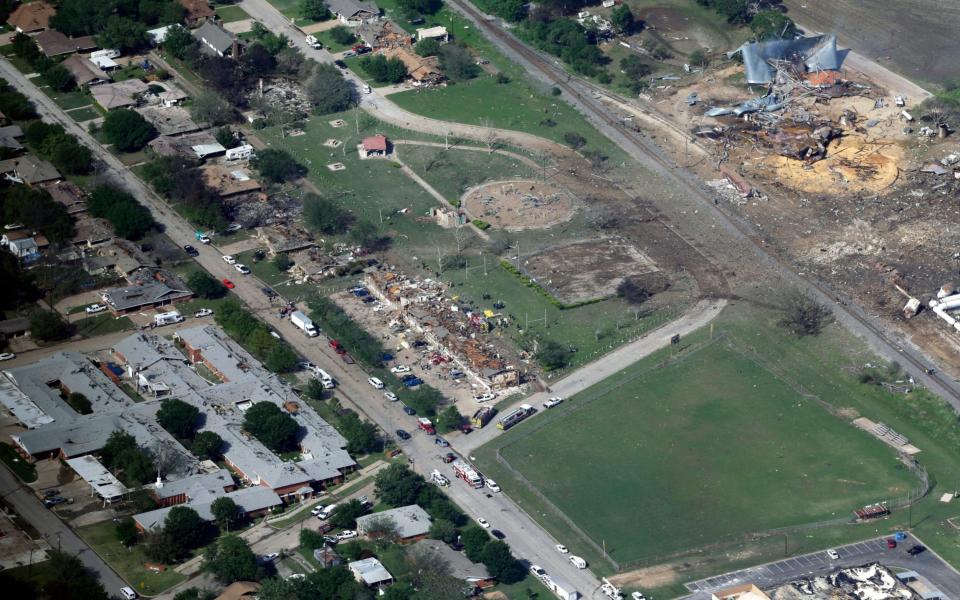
[329,339,346,354]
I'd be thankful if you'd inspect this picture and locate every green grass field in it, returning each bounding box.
[313,28,357,53]
[396,143,536,201]
[215,4,250,22]
[74,314,134,337]
[65,106,99,122]
[76,522,186,595]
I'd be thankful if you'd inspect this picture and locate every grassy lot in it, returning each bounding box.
[65,106,100,122]
[396,143,536,201]
[43,87,91,111]
[495,574,555,599]
[476,301,960,595]
[76,521,186,595]
[215,4,251,22]
[312,28,357,53]
[343,55,395,88]
[234,250,292,287]
[0,442,37,482]
[74,314,135,337]
[390,76,625,161]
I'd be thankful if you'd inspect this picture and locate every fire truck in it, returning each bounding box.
[452,460,484,488]
[497,404,535,430]
[417,417,436,434]
[471,406,497,428]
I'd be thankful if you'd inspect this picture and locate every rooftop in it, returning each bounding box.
[192,21,234,54]
[152,468,234,502]
[328,0,379,18]
[91,79,150,110]
[201,164,262,197]
[65,455,128,500]
[6,1,55,33]
[34,30,97,57]
[356,504,431,539]
[349,557,393,586]
[136,105,200,136]
[0,155,61,184]
[362,134,388,152]
[100,281,192,312]
[134,485,282,531]
[410,539,491,581]
[60,55,110,86]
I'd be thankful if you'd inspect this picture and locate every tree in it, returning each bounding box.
[536,339,569,370]
[102,109,157,152]
[144,530,183,563]
[438,44,479,81]
[481,540,526,583]
[188,271,227,299]
[163,24,197,60]
[329,26,355,45]
[41,550,109,600]
[610,4,635,34]
[89,186,155,240]
[215,127,241,149]
[620,54,652,94]
[460,525,489,562]
[303,193,352,234]
[115,517,139,548]
[252,149,304,183]
[340,413,379,455]
[750,9,795,40]
[362,515,399,545]
[29,309,71,342]
[164,506,206,555]
[2,185,75,242]
[192,431,224,460]
[416,38,441,57]
[382,583,415,600]
[428,518,458,543]
[374,463,425,506]
[616,277,651,305]
[264,343,298,373]
[779,294,831,337]
[204,535,259,584]
[49,0,112,36]
[68,392,92,414]
[273,253,293,271]
[50,138,93,175]
[190,90,234,126]
[306,63,353,114]
[688,48,709,67]
[436,405,463,433]
[329,499,366,529]
[243,402,300,452]
[304,379,326,401]
[211,497,241,531]
[397,0,442,14]
[241,43,277,77]
[157,398,200,439]
[300,0,331,20]
[359,54,408,84]
[97,15,148,52]
[563,131,587,150]
[173,588,217,600]
[42,64,76,92]
[349,220,389,251]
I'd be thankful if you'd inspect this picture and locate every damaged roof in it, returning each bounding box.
[730,34,842,85]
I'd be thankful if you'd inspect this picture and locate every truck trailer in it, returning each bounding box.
[290,311,318,336]
[452,460,484,488]
[543,575,580,600]
[497,404,535,430]
[154,311,184,326]
[471,405,497,428]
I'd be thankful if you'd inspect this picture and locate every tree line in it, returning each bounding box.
[214,298,299,373]
[141,156,229,230]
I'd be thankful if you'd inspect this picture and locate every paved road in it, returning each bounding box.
[0,465,128,597]
[686,534,960,599]
[459,298,725,453]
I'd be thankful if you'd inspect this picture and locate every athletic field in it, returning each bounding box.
[490,341,916,565]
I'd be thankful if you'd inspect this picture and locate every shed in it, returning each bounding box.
[360,134,389,158]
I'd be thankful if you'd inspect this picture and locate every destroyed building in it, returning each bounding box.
[729,34,842,85]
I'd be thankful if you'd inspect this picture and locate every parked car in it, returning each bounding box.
[368,377,384,389]
[474,393,496,402]
[0,352,15,361]
[886,538,897,549]
[342,50,355,57]
[44,497,67,508]
[261,287,277,298]
[341,353,355,364]
[226,223,243,232]
[222,255,236,264]
[234,263,251,274]
[260,552,280,562]
[390,365,411,374]
[395,429,411,440]
[43,489,60,498]
[632,593,646,600]
[826,549,839,560]
[402,406,416,416]
[198,234,212,244]
[85,304,107,314]
[334,60,347,69]
[476,517,490,528]
[434,437,449,447]
[485,479,500,493]
[194,308,213,318]
[544,397,564,409]
[442,452,456,463]
[530,565,547,579]
[555,544,568,554]
[222,278,235,289]
[491,529,505,540]
[401,377,423,388]
[384,391,398,402]
[337,530,357,540]
[310,505,325,516]
[323,535,339,544]
[183,245,199,256]
[907,545,926,556]
[120,587,138,600]
[569,555,587,569]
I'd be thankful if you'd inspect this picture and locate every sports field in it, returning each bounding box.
[492,340,915,565]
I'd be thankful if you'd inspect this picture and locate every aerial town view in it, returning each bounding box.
[2,0,960,599]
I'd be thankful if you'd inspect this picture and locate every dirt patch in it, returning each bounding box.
[522,238,660,304]
[609,563,680,588]
[462,179,577,231]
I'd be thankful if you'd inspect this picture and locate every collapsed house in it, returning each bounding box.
[729,34,843,85]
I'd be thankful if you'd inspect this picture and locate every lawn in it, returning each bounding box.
[478,331,916,568]
[234,249,293,287]
[396,143,536,201]
[0,442,37,482]
[65,106,100,122]
[215,4,251,22]
[44,87,91,110]
[312,28,358,53]
[74,314,135,337]
[390,75,625,161]
[76,521,186,595]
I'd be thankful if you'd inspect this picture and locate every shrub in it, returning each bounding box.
[472,219,490,230]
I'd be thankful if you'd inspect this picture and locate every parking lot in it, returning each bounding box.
[686,534,960,598]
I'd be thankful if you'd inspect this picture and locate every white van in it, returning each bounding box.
[317,368,335,389]
[368,377,384,389]
[120,587,138,600]
[431,469,449,487]
[318,503,338,520]
[569,555,587,569]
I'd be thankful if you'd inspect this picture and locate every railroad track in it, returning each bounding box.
[448,0,960,408]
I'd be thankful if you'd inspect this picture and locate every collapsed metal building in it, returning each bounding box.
[729,34,843,85]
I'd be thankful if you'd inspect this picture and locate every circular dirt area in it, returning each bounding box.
[461,180,576,231]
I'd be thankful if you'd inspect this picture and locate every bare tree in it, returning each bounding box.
[151,440,185,479]
[479,118,500,152]
[779,293,832,337]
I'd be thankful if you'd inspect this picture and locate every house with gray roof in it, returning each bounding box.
[356,504,431,541]
[61,55,111,87]
[192,21,236,57]
[327,0,380,26]
[410,539,493,587]
[349,557,393,588]
[133,485,282,531]
[100,280,193,314]
[0,155,61,185]
[151,468,235,506]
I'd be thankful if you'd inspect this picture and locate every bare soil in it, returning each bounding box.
[461,179,577,231]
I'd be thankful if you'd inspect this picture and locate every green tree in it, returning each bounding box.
[460,525,489,562]
[42,65,76,92]
[438,44,479,81]
[188,271,227,299]
[2,185,75,242]
[359,54,408,83]
[215,127,241,149]
[211,496,241,531]
[115,517,139,548]
[428,518,457,543]
[416,38,441,57]
[306,63,353,114]
[329,26,355,45]
[173,588,217,600]
[688,49,709,67]
[536,339,569,370]
[329,499,366,529]
[49,137,93,175]
[203,535,259,584]
[750,9,796,40]
[264,343,298,373]
[252,149,304,183]
[41,550,109,600]
[436,405,463,433]
[192,431,224,460]
[101,431,138,469]
[304,379,326,401]
[157,398,200,439]
[340,412,379,454]
[97,15,148,52]
[29,309,71,342]
[273,253,293,271]
[242,402,300,452]
[349,220,389,251]
[89,186,155,240]
[405,385,441,416]
[303,193,352,234]
[67,392,92,414]
[102,109,157,152]
[610,4,634,34]
[382,583,414,600]
[300,0,330,20]
[481,540,526,583]
[164,506,206,555]
[163,24,197,60]
[190,90,234,126]
[374,463,424,506]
